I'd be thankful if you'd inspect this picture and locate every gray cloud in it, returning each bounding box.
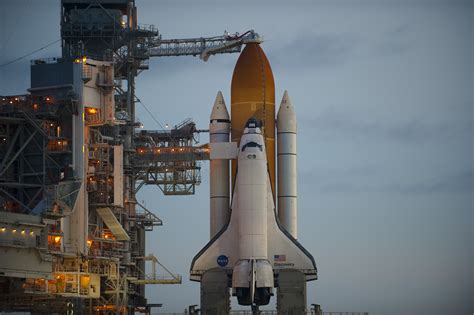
[385,171,474,194]
[268,32,358,71]
[373,24,415,57]
[301,168,473,195]
[303,105,473,143]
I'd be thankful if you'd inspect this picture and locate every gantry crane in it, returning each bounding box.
[148,30,262,61]
[111,26,262,73]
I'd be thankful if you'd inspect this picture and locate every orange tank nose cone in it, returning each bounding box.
[231,43,275,106]
[231,43,276,196]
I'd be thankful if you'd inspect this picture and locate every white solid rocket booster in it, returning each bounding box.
[209,91,231,238]
[277,91,298,239]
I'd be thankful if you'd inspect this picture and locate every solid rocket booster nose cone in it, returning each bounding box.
[211,91,230,120]
[277,90,296,132]
[279,90,292,109]
[231,43,276,195]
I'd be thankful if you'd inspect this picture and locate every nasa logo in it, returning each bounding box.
[217,255,229,267]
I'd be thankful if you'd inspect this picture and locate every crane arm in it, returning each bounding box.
[147,30,262,61]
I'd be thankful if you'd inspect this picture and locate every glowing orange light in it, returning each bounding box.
[94,305,116,311]
[54,236,61,243]
[87,108,98,114]
[12,229,17,233]
[21,229,26,235]
[87,239,93,247]
[33,104,38,110]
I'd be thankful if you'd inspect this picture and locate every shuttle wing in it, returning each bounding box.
[265,175,317,281]
[190,184,239,281]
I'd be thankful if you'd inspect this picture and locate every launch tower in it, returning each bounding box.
[0,1,261,313]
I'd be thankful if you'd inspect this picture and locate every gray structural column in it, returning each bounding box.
[200,268,230,315]
[277,90,298,239]
[277,269,307,315]
[209,91,231,238]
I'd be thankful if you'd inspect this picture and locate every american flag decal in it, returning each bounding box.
[274,255,286,262]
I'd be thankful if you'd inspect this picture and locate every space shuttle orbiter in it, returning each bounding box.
[191,117,317,307]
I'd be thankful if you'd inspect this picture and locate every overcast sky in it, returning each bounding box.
[0,1,473,314]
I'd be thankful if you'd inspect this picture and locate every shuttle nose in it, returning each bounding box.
[243,117,263,135]
[245,117,262,129]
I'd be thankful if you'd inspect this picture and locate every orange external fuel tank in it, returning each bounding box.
[231,43,276,196]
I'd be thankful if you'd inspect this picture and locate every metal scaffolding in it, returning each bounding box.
[134,119,209,195]
[0,95,80,217]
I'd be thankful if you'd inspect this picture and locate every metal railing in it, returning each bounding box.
[31,57,61,65]
[154,312,368,315]
[136,23,158,33]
